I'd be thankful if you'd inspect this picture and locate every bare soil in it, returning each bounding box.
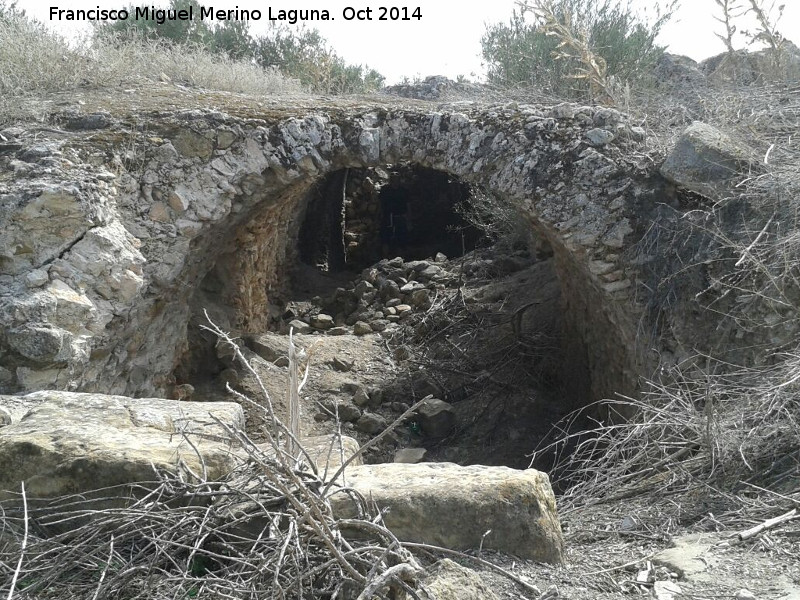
[194,243,800,600]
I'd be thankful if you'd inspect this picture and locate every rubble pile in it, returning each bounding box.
[281,249,535,339]
[281,253,453,336]
[227,246,546,465]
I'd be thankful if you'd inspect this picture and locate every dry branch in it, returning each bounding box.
[731,508,799,543]
[523,0,614,103]
[0,317,549,600]
[5,482,27,600]
[0,320,429,599]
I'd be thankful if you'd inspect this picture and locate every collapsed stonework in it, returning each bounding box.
[0,390,565,563]
[1,93,660,409]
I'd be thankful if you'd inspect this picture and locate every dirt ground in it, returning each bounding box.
[471,496,800,600]
[189,243,800,600]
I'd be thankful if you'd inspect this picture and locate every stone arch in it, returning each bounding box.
[0,102,651,409]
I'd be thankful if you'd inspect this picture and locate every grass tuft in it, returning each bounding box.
[0,16,301,121]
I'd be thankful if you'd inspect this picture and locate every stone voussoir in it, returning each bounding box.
[0,391,244,499]
[0,93,683,407]
[328,462,564,563]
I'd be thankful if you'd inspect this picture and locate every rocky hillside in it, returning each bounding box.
[1,79,799,599]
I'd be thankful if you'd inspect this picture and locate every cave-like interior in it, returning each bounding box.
[176,162,612,476]
[297,164,481,273]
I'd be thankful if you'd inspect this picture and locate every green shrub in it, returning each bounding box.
[0,11,302,119]
[0,0,20,19]
[96,0,384,94]
[253,26,384,94]
[481,0,675,98]
[98,0,209,45]
[96,0,254,59]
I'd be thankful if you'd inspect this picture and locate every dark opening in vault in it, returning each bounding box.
[172,162,621,480]
[297,164,481,273]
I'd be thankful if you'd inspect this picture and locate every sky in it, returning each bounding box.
[15,0,800,84]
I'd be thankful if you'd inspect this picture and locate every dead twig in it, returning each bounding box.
[729,508,799,543]
[6,482,28,600]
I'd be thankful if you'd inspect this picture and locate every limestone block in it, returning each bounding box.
[329,462,564,563]
[416,559,499,600]
[172,129,214,159]
[661,121,751,196]
[0,391,244,499]
[243,332,290,362]
[7,325,66,362]
[416,398,456,438]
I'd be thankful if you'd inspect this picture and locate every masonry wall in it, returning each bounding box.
[0,100,655,406]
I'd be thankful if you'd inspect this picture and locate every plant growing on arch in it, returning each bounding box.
[481,0,676,101]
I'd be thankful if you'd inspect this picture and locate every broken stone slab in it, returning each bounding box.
[243,332,290,362]
[652,533,722,580]
[329,462,564,563]
[0,391,244,500]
